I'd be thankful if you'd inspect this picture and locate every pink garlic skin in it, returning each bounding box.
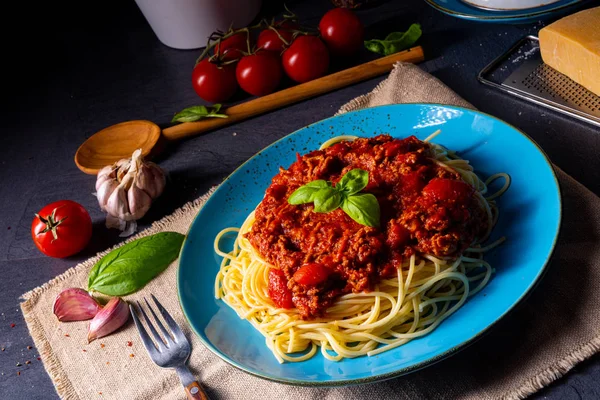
[87,297,130,343]
[53,288,102,322]
[128,185,152,220]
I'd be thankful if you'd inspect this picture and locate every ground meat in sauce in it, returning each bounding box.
[245,134,488,319]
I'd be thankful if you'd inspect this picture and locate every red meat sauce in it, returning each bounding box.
[245,135,488,319]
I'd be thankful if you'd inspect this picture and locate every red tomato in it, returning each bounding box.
[293,263,332,286]
[236,52,283,96]
[422,178,475,203]
[214,32,248,61]
[319,8,364,56]
[191,59,238,103]
[268,269,294,309]
[257,22,297,52]
[282,35,330,83]
[31,200,92,258]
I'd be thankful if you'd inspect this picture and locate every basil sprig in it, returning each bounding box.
[288,169,380,227]
[364,24,422,56]
[171,104,228,123]
[88,232,185,296]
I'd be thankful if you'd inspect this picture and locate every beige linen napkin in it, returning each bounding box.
[21,62,600,400]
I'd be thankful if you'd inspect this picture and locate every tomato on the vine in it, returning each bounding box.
[214,32,248,61]
[257,21,298,53]
[319,8,364,56]
[282,35,330,83]
[191,59,238,103]
[31,200,92,258]
[236,52,283,96]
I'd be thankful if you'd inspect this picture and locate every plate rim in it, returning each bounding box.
[422,0,587,21]
[177,103,563,387]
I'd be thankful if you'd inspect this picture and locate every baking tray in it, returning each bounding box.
[478,35,600,128]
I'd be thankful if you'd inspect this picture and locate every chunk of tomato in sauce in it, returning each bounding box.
[268,269,293,309]
[422,178,475,203]
[293,263,332,286]
[387,220,411,249]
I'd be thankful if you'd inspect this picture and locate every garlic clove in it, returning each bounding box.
[136,162,166,199]
[87,297,130,343]
[53,288,102,322]
[106,184,130,220]
[128,184,152,220]
[97,180,119,212]
[95,166,117,192]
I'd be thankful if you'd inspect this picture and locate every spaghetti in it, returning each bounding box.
[214,132,510,363]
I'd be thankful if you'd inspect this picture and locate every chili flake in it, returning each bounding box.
[127,341,133,347]
[17,371,20,376]
[82,349,87,352]
[37,357,41,361]
[106,362,110,365]
[64,334,70,337]
[27,346,32,350]
[25,361,31,365]
[129,353,135,358]
[100,343,105,348]
[10,323,15,328]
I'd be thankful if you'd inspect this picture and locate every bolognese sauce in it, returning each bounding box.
[245,135,488,319]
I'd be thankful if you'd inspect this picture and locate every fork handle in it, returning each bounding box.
[185,381,209,400]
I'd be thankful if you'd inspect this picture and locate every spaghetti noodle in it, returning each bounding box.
[214,132,509,363]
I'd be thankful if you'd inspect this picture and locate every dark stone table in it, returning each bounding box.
[2,0,599,398]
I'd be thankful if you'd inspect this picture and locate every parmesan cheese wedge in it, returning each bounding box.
[539,6,600,96]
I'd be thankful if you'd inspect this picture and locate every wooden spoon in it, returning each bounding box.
[75,46,425,175]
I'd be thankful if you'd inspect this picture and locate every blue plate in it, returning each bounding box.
[178,104,561,386]
[423,0,591,23]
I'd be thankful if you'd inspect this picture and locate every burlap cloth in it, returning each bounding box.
[21,62,600,400]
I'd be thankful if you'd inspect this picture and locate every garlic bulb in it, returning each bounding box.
[96,149,166,237]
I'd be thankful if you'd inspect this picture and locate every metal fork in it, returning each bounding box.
[130,294,209,400]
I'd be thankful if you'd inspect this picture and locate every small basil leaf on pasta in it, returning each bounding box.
[313,187,342,213]
[337,169,369,196]
[288,180,330,205]
[341,193,380,227]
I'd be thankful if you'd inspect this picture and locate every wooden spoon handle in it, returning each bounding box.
[162,46,424,141]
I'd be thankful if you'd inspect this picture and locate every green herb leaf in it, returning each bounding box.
[88,232,185,296]
[341,193,381,228]
[171,104,228,123]
[313,187,342,213]
[288,180,330,205]
[364,24,422,56]
[337,169,369,196]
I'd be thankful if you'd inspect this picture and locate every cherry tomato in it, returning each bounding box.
[257,22,297,52]
[214,32,248,61]
[268,269,294,309]
[319,8,364,56]
[422,178,475,203]
[236,52,283,96]
[191,59,238,103]
[31,200,92,258]
[282,35,330,83]
[293,263,332,286]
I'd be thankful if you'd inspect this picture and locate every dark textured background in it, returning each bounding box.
[1,0,599,398]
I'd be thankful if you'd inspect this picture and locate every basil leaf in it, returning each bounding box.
[171,104,228,123]
[341,193,381,227]
[364,24,422,56]
[88,232,185,296]
[337,169,369,196]
[313,187,342,213]
[288,180,329,205]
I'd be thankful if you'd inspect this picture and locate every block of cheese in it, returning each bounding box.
[539,6,600,96]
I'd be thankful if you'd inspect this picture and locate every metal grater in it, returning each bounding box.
[478,35,600,128]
